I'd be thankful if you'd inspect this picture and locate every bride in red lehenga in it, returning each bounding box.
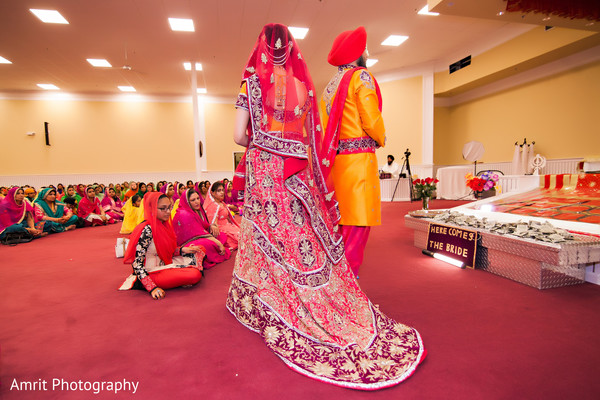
[227,23,426,390]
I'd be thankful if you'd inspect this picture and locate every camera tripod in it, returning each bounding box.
[391,148,415,202]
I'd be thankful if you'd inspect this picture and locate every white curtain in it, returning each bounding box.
[512,144,523,175]
[526,143,535,174]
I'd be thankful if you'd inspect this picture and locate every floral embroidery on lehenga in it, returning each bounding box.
[290,198,305,226]
[263,200,279,229]
[227,274,424,389]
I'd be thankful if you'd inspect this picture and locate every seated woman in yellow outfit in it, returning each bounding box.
[120,194,144,235]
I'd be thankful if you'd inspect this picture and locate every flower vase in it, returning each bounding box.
[422,196,430,210]
[475,188,496,199]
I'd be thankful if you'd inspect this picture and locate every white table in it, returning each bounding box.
[380,178,411,201]
[436,166,474,200]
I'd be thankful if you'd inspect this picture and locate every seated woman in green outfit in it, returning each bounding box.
[34,188,78,233]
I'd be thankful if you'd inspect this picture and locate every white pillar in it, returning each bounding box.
[422,71,434,178]
[191,63,207,179]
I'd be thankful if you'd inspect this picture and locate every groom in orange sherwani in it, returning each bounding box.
[319,26,386,277]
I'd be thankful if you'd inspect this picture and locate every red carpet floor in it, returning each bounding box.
[1,200,600,399]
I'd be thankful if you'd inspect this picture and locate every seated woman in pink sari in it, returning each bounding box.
[173,182,185,202]
[196,182,209,203]
[77,186,115,226]
[224,181,242,214]
[171,182,186,216]
[173,189,231,269]
[204,181,240,250]
[101,187,124,221]
[0,187,45,240]
[160,182,175,204]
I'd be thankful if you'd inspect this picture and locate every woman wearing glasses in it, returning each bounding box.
[119,192,205,300]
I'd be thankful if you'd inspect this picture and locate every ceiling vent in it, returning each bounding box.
[449,55,471,74]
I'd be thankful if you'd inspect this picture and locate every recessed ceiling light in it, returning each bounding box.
[86,58,112,68]
[497,11,505,16]
[37,84,60,90]
[381,35,409,46]
[183,62,203,71]
[169,18,194,32]
[288,27,309,39]
[197,88,207,94]
[366,59,378,68]
[118,86,136,92]
[0,56,12,64]
[542,16,551,21]
[418,5,439,16]
[30,9,69,24]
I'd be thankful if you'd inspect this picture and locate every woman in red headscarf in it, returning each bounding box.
[226,24,425,390]
[77,186,114,226]
[119,192,205,300]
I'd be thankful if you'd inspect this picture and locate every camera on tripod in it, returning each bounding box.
[400,149,411,178]
[391,148,415,202]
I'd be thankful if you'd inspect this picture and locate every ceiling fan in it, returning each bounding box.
[90,45,140,73]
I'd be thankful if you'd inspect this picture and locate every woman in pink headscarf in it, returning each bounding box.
[203,181,240,250]
[0,186,44,240]
[101,187,124,221]
[160,182,175,204]
[223,180,241,214]
[173,182,185,202]
[173,188,231,269]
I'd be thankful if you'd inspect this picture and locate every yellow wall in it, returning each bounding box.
[0,98,195,175]
[435,27,598,96]
[378,76,423,165]
[3,59,597,177]
[434,60,600,165]
[203,101,245,171]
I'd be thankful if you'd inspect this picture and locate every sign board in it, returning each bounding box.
[426,222,478,268]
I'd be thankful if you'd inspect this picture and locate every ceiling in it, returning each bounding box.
[0,0,597,100]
